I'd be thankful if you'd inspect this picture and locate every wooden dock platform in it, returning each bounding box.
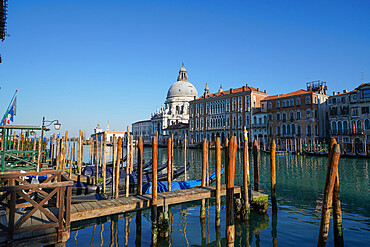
[71,185,268,222]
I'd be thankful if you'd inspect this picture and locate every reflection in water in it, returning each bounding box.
[67,147,369,246]
[90,225,95,247]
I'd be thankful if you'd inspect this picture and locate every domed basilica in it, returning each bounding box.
[151,63,198,138]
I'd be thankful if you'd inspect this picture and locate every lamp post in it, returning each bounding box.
[40,117,61,167]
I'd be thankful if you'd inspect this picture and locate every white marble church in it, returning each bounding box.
[151,63,198,143]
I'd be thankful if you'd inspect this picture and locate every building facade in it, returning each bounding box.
[189,84,268,146]
[90,123,125,143]
[164,122,189,146]
[328,83,370,154]
[262,81,329,148]
[151,64,198,144]
[132,120,152,145]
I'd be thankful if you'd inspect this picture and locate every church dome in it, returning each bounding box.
[166,63,198,100]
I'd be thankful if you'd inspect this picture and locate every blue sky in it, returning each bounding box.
[0,0,369,137]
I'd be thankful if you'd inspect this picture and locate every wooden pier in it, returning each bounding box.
[70,185,267,223]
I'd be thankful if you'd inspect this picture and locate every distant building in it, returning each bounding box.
[250,108,268,147]
[90,123,125,143]
[328,83,370,153]
[151,63,198,144]
[164,122,189,146]
[189,83,268,146]
[262,81,329,148]
[132,120,152,144]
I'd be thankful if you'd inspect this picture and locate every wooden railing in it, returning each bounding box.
[0,170,73,242]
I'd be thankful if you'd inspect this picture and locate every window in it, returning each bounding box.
[362,107,369,114]
[290,99,294,107]
[276,101,280,108]
[297,125,301,135]
[238,97,242,111]
[338,122,343,133]
[290,111,294,121]
[269,126,273,135]
[341,97,346,103]
[232,98,237,111]
[269,114,272,121]
[314,109,318,118]
[282,112,287,121]
[296,98,301,106]
[305,96,311,104]
[332,98,337,104]
[330,107,337,116]
[343,137,350,143]
[282,100,286,108]
[341,106,349,115]
[352,107,359,116]
[365,119,370,130]
[343,121,348,132]
[296,111,301,120]
[268,102,272,109]
[307,125,312,135]
[306,109,311,118]
[361,89,370,99]
[253,116,257,124]
[292,124,296,134]
[277,126,281,135]
[282,125,286,135]
[287,125,291,135]
[357,120,362,130]
[276,112,281,121]
[331,122,337,133]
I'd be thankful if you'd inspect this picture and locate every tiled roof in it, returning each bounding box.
[193,84,266,101]
[262,90,310,101]
[133,120,151,124]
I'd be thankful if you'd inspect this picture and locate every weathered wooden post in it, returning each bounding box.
[184,133,187,181]
[329,138,343,247]
[167,138,172,192]
[201,139,208,219]
[224,138,229,187]
[89,138,92,164]
[115,137,122,199]
[271,139,277,212]
[79,132,83,174]
[69,144,74,178]
[215,137,221,227]
[95,137,100,184]
[243,128,250,217]
[130,134,134,173]
[37,135,42,172]
[152,136,158,245]
[126,133,130,197]
[137,135,143,195]
[226,136,237,246]
[253,139,259,191]
[112,135,116,197]
[56,137,60,170]
[103,135,107,193]
[317,144,341,247]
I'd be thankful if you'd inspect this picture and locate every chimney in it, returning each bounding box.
[246,83,249,87]
[230,88,233,93]
[264,90,267,93]
[242,86,246,91]
[257,88,259,92]
[333,91,336,95]
[337,92,340,95]
[343,90,347,93]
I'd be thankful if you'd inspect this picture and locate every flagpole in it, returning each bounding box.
[1,90,17,125]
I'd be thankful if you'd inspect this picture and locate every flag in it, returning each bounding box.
[1,91,17,126]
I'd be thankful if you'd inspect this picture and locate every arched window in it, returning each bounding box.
[276,101,280,108]
[290,99,294,106]
[282,100,286,107]
[283,125,286,135]
[292,124,296,134]
[343,121,348,132]
[287,125,291,134]
[297,125,301,135]
[305,96,311,104]
[290,111,294,120]
[268,102,272,109]
[296,98,301,106]
[253,116,257,124]
[364,119,370,130]
[331,121,337,133]
[277,126,281,135]
[357,120,362,130]
[306,109,311,118]
[338,121,343,133]
[307,125,312,135]
[282,112,287,121]
[296,110,301,119]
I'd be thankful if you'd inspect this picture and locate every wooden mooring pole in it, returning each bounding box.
[226,136,237,246]
[215,137,221,227]
[253,139,259,191]
[201,139,208,220]
[103,135,107,193]
[137,135,144,195]
[317,144,341,247]
[243,128,250,216]
[126,132,130,197]
[329,138,344,247]
[271,139,277,212]
[115,137,122,199]
[152,136,158,245]
[167,138,172,192]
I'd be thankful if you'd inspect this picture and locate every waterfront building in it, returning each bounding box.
[250,108,268,147]
[132,120,152,145]
[164,122,189,146]
[90,123,125,143]
[189,84,268,146]
[328,83,370,154]
[262,81,329,148]
[151,63,198,144]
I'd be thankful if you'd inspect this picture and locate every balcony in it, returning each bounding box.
[330,129,364,135]
[251,123,267,128]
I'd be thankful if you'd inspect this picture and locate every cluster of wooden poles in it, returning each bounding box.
[271,138,327,153]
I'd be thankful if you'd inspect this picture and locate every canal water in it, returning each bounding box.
[67,146,369,246]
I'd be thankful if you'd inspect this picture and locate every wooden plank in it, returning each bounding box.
[17,210,32,239]
[31,210,45,237]
[73,203,86,212]
[70,204,78,213]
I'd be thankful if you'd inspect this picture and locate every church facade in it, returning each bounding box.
[151,64,198,144]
